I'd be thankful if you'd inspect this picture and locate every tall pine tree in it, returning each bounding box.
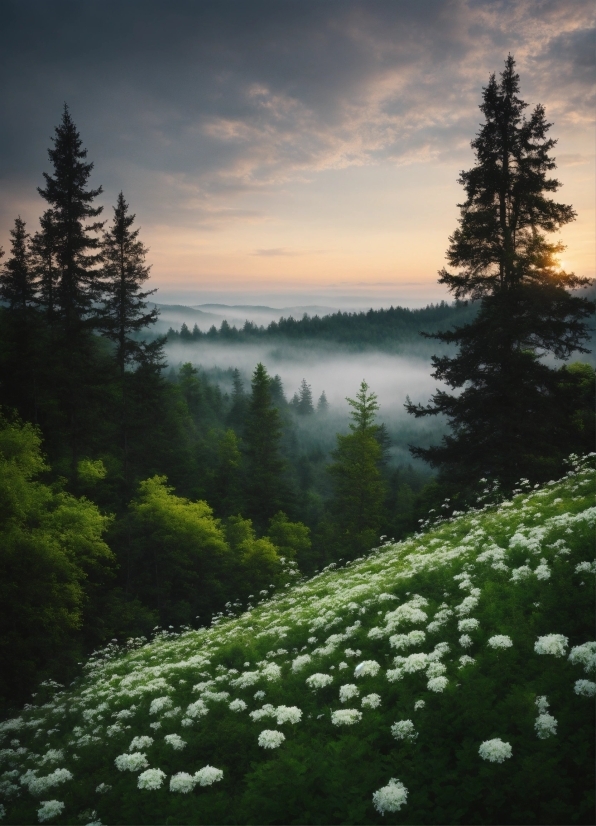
[0,217,36,310]
[407,56,594,486]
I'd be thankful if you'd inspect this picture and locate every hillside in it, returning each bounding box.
[1,457,594,825]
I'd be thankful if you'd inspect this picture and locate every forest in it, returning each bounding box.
[0,55,594,824]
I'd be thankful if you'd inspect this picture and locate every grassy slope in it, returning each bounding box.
[2,460,595,826]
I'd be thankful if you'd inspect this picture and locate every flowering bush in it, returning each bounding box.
[391,720,417,741]
[194,766,224,786]
[487,635,513,650]
[339,684,359,703]
[170,772,195,793]
[458,618,480,632]
[401,653,428,673]
[331,709,362,726]
[354,660,381,678]
[25,769,73,796]
[291,654,311,672]
[275,705,302,725]
[568,641,596,673]
[534,634,569,657]
[372,778,408,814]
[535,713,557,739]
[37,800,65,823]
[149,696,173,715]
[361,693,381,709]
[427,676,449,693]
[459,634,473,648]
[164,733,186,750]
[257,730,285,749]
[478,739,512,763]
[306,673,333,690]
[114,752,149,772]
[129,735,153,751]
[137,768,166,790]
[229,698,247,712]
[574,679,596,697]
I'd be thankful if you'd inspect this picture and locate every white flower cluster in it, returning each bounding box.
[372,778,408,814]
[458,618,479,633]
[37,800,65,823]
[389,630,426,650]
[257,729,285,749]
[275,706,302,725]
[361,693,381,709]
[426,662,446,679]
[400,653,428,673]
[459,634,473,648]
[427,676,448,693]
[39,749,64,766]
[454,595,479,616]
[262,663,282,682]
[568,641,596,673]
[535,559,551,580]
[534,634,568,657]
[185,699,208,719]
[195,765,224,786]
[391,720,416,741]
[95,783,111,794]
[510,565,532,582]
[535,714,557,739]
[291,654,311,672]
[149,696,173,715]
[575,560,596,575]
[478,738,512,763]
[574,680,596,697]
[487,635,513,650]
[339,684,359,703]
[25,768,73,796]
[169,772,195,794]
[164,734,186,750]
[331,709,362,726]
[114,752,149,772]
[414,700,425,711]
[535,695,549,714]
[250,704,276,722]
[137,768,166,790]
[229,698,247,712]
[306,673,333,690]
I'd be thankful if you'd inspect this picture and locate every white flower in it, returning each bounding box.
[535,559,551,580]
[250,704,276,721]
[510,566,532,582]
[535,713,557,739]
[291,654,311,672]
[361,693,382,709]
[37,800,65,823]
[455,596,479,616]
[458,618,479,632]
[129,736,153,751]
[488,635,513,650]
[39,749,64,766]
[535,695,549,713]
[262,663,282,682]
[478,738,512,763]
[386,668,404,683]
[114,752,149,772]
[574,679,596,697]
[331,709,362,726]
[414,700,425,710]
[459,635,473,648]
[275,706,302,725]
[137,768,166,790]
[372,778,408,814]
[575,560,596,575]
[164,734,186,751]
[231,671,260,689]
[149,696,172,715]
[338,661,348,670]
[253,690,266,700]
[534,634,568,657]
[354,660,381,678]
[427,676,448,693]
[306,673,333,690]
[426,662,446,678]
[339,684,360,703]
[95,783,111,794]
[402,653,428,673]
[391,720,417,741]
[258,730,286,749]
[229,699,247,713]
[344,648,362,658]
[27,769,73,796]
[185,700,208,719]
[389,630,426,650]
[194,765,224,786]
[568,642,596,673]
[458,655,476,668]
[170,772,195,793]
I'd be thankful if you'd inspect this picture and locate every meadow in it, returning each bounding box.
[1,455,594,825]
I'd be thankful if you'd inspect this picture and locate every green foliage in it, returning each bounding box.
[2,460,593,825]
[0,415,114,711]
[267,511,312,570]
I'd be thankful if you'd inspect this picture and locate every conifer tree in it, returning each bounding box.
[0,217,35,310]
[296,378,314,415]
[317,391,329,413]
[30,210,59,321]
[37,105,103,331]
[100,192,158,374]
[407,56,594,486]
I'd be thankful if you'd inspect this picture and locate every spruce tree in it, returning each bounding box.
[317,391,329,413]
[30,210,59,321]
[37,105,103,331]
[0,217,35,310]
[296,379,314,415]
[100,192,158,374]
[407,56,594,486]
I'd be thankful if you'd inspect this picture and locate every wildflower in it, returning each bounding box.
[535,713,557,739]
[291,654,311,672]
[339,684,360,703]
[354,660,381,678]
[534,635,568,657]
[275,706,302,725]
[426,662,446,678]
[194,765,224,786]
[39,749,64,766]
[345,648,362,658]
[402,653,428,673]
[372,778,408,814]
[250,704,276,721]
[262,663,282,682]
[458,618,479,633]
[27,769,73,796]
[306,673,333,690]
[185,700,208,719]
[391,720,417,741]
[169,772,195,793]
[129,736,153,751]
[510,566,532,582]
[95,783,111,794]
[137,768,166,790]
[459,634,473,648]
[454,596,479,616]
[535,559,551,580]
[568,642,596,673]
[535,695,549,713]
[574,679,596,697]
[37,800,65,823]
[229,699,247,712]
[361,693,381,709]
[458,655,475,668]
[338,662,348,670]
[258,730,286,749]
[575,560,596,574]
[114,753,149,772]
[488,635,513,650]
[386,668,404,683]
[254,690,266,700]
[414,700,425,710]
[164,734,186,750]
[478,739,512,763]
[331,709,362,726]
[427,676,448,692]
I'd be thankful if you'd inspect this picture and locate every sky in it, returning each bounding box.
[0,0,593,308]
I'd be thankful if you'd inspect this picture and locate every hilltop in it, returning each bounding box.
[1,458,594,825]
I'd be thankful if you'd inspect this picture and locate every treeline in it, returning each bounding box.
[165,301,478,348]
